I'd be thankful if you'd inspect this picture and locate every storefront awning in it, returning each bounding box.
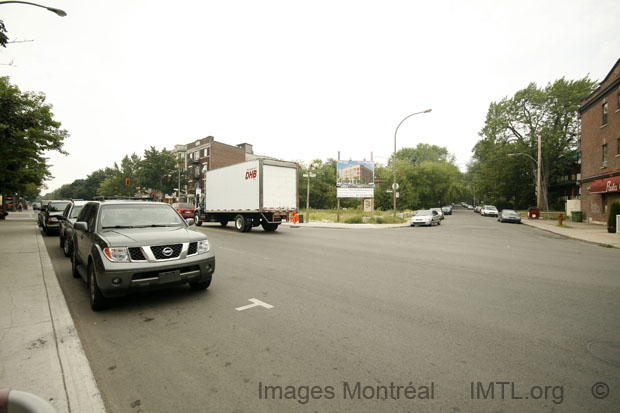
[590,176,620,193]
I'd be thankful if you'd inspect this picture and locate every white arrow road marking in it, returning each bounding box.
[235,298,274,311]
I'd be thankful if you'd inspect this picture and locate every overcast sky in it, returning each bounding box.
[2,0,619,193]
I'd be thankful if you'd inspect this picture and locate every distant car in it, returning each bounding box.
[480,205,499,217]
[59,200,88,257]
[498,209,521,224]
[474,206,482,213]
[172,202,195,219]
[467,205,474,210]
[38,200,71,235]
[441,206,452,215]
[410,210,441,227]
[32,202,41,210]
[430,207,445,220]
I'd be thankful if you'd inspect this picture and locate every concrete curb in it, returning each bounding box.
[35,227,106,412]
[521,220,620,249]
[282,222,411,229]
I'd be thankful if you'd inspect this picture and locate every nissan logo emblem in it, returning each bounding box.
[162,247,174,257]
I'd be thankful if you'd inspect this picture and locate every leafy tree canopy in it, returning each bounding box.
[0,77,68,199]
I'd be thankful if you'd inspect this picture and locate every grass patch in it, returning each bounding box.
[556,223,573,228]
[302,208,407,224]
[344,215,363,224]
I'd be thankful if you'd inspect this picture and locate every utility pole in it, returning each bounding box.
[537,134,542,210]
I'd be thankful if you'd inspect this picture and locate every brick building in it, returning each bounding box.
[174,137,253,203]
[578,58,620,224]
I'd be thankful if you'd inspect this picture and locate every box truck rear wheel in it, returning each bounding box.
[194,213,202,226]
[261,222,279,232]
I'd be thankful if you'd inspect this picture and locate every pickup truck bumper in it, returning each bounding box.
[95,254,216,297]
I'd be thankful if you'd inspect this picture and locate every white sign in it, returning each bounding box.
[337,187,374,198]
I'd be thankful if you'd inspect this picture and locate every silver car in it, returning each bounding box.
[410,210,441,227]
[498,209,522,223]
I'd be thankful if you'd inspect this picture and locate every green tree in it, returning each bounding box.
[98,154,141,197]
[0,77,68,202]
[474,77,596,209]
[135,147,177,197]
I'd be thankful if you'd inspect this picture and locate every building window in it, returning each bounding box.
[602,102,608,125]
[602,144,608,167]
[617,93,620,111]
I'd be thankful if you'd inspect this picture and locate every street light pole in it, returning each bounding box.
[507,151,548,214]
[393,109,432,221]
[0,1,67,16]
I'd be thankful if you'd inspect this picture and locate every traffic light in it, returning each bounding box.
[125,177,131,186]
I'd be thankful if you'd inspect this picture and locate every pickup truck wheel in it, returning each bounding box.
[189,276,212,290]
[71,247,81,278]
[63,238,71,257]
[194,213,202,226]
[234,215,246,232]
[89,264,108,311]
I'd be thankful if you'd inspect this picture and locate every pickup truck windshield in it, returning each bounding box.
[100,204,185,229]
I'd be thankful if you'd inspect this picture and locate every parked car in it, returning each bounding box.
[32,202,41,210]
[410,209,441,227]
[467,204,474,210]
[498,209,522,224]
[474,205,482,213]
[480,205,499,217]
[430,207,445,220]
[441,205,452,215]
[38,200,71,235]
[71,200,216,310]
[59,200,88,257]
[172,202,195,219]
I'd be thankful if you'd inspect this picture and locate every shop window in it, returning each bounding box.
[602,102,608,125]
[602,144,608,167]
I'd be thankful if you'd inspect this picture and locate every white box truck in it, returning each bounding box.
[194,159,299,232]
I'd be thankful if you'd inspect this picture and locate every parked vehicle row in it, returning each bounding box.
[473,204,522,224]
[41,198,216,311]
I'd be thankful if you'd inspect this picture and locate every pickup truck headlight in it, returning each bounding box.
[104,247,130,262]
[198,240,209,254]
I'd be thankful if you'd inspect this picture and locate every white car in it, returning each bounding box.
[430,207,445,220]
[480,205,498,217]
[411,210,441,227]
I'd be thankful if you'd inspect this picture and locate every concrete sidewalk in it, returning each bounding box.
[0,211,105,412]
[522,217,620,249]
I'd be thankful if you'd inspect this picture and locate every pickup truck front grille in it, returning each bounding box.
[150,244,183,260]
[128,247,146,261]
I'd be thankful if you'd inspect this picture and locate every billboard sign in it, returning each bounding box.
[337,160,375,198]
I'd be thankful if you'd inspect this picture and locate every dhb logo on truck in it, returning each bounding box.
[245,168,258,180]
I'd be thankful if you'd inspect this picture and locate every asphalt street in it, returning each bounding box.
[42,207,620,412]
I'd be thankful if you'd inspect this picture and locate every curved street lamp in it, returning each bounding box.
[507,152,548,215]
[0,1,67,16]
[393,109,432,220]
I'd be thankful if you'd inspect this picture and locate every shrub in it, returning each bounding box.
[608,202,620,230]
[345,215,363,224]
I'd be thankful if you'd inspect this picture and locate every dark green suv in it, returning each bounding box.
[71,200,216,310]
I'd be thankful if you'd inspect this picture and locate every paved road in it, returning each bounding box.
[42,207,620,412]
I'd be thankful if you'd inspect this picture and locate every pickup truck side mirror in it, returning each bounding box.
[185,218,195,226]
[74,222,88,232]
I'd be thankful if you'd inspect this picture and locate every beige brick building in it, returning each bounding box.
[578,58,620,224]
